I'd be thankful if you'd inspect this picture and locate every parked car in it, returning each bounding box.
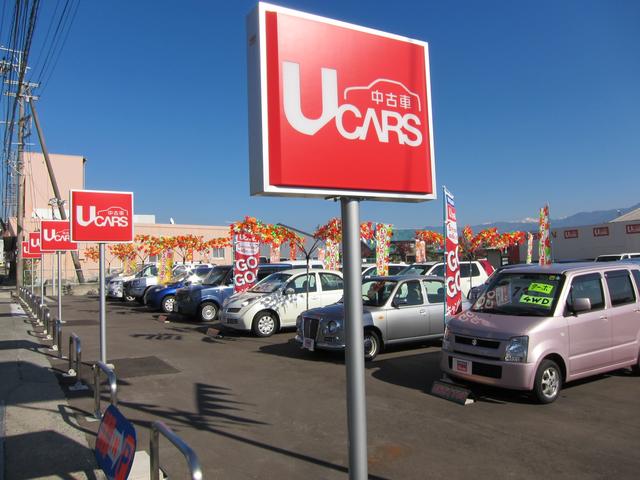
[175,262,321,322]
[109,263,156,301]
[595,253,640,262]
[221,269,344,337]
[399,261,490,298]
[441,262,640,404]
[296,275,467,361]
[123,264,159,302]
[361,263,408,278]
[467,263,533,303]
[145,265,215,313]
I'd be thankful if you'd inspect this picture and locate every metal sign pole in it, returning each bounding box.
[99,243,107,364]
[40,257,44,305]
[340,197,368,480]
[57,252,62,325]
[31,260,34,294]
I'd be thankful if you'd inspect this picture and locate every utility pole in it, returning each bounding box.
[15,96,25,292]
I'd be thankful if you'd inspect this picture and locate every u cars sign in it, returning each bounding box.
[70,190,134,243]
[41,220,78,252]
[247,3,436,201]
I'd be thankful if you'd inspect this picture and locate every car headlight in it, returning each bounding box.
[504,336,529,363]
[240,297,259,308]
[442,326,452,350]
[326,320,339,334]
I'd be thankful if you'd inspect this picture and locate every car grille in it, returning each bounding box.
[227,308,241,313]
[303,317,320,340]
[455,335,500,349]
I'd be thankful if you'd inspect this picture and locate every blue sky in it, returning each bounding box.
[22,0,640,231]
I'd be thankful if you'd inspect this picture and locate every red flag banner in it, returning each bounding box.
[233,234,260,293]
[444,187,462,317]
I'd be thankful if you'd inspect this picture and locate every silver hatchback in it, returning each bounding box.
[296,275,450,360]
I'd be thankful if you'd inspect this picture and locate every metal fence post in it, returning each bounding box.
[65,334,88,391]
[150,421,203,480]
[93,362,117,419]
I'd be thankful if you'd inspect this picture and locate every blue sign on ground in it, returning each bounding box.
[95,404,137,480]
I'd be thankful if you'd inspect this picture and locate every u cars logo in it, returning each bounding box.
[76,206,129,228]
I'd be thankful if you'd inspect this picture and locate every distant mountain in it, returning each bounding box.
[404,203,640,237]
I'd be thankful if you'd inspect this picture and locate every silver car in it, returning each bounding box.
[296,275,451,360]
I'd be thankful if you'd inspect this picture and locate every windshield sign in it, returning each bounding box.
[249,273,292,294]
[472,272,564,316]
[362,279,397,307]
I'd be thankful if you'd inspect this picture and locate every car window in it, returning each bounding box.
[388,265,406,275]
[319,273,343,291]
[460,264,481,277]
[422,279,444,304]
[633,270,640,293]
[631,254,640,259]
[285,274,317,294]
[430,264,445,277]
[567,273,604,312]
[605,270,636,307]
[394,280,424,306]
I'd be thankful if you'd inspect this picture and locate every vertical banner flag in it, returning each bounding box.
[415,239,426,263]
[233,234,260,293]
[538,205,551,265]
[289,241,297,261]
[526,232,533,264]
[270,244,281,264]
[375,224,393,276]
[444,187,462,317]
[317,248,325,264]
[325,239,340,271]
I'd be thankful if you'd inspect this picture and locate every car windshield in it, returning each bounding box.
[472,272,565,316]
[249,272,292,293]
[169,272,188,283]
[362,279,397,307]
[193,267,212,278]
[203,267,229,286]
[399,264,431,276]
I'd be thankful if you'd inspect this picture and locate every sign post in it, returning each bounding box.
[247,4,436,478]
[70,190,134,365]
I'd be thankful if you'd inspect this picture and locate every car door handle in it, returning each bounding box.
[419,309,427,315]
[599,316,608,320]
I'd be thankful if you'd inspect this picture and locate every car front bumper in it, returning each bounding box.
[220,309,252,331]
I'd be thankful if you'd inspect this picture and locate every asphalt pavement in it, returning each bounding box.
[3,291,640,479]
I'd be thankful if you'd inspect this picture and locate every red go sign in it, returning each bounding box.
[70,190,134,243]
[41,220,78,252]
[247,4,436,201]
[233,234,260,293]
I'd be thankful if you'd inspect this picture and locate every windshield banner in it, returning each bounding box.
[444,187,462,317]
[234,234,260,293]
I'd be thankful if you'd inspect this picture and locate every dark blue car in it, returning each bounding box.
[145,265,214,313]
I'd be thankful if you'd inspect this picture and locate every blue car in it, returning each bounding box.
[145,265,214,313]
[175,261,322,322]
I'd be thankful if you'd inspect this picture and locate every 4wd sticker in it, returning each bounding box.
[520,294,552,308]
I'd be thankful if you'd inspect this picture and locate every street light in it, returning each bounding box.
[277,223,323,310]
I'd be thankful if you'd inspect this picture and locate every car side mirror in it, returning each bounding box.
[285,287,296,295]
[572,297,591,314]
[393,298,408,308]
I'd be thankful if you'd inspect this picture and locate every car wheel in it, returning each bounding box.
[252,311,278,337]
[198,302,218,322]
[533,359,562,404]
[364,329,381,361]
[161,295,175,314]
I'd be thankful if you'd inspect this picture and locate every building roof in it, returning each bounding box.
[610,207,640,223]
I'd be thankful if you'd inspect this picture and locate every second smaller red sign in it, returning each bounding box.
[41,220,78,252]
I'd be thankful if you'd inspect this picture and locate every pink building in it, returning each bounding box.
[2,151,233,283]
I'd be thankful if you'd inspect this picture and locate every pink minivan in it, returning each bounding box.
[441,263,640,403]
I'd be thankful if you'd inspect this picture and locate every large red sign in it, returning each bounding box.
[70,190,134,243]
[233,234,260,293]
[247,3,436,201]
[444,188,462,317]
[41,220,78,252]
[22,240,41,259]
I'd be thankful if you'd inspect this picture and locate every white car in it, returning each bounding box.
[221,269,344,337]
[399,261,489,298]
[595,253,640,262]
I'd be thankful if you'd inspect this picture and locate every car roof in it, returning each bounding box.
[498,261,640,276]
[365,274,443,282]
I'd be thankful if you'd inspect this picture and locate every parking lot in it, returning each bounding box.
[50,295,640,479]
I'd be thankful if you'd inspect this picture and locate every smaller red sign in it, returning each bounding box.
[41,220,78,252]
[233,234,260,293]
[626,224,640,235]
[564,229,579,239]
[22,241,41,259]
[70,190,134,243]
[28,232,42,255]
[593,226,609,237]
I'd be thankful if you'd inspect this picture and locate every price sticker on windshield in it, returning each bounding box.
[528,283,554,295]
[520,294,553,308]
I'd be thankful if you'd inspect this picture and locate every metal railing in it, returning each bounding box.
[93,361,118,419]
[65,333,89,391]
[50,318,62,356]
[150,421,203,480]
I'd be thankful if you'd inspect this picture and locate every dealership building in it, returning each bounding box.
[1,152,233,283]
